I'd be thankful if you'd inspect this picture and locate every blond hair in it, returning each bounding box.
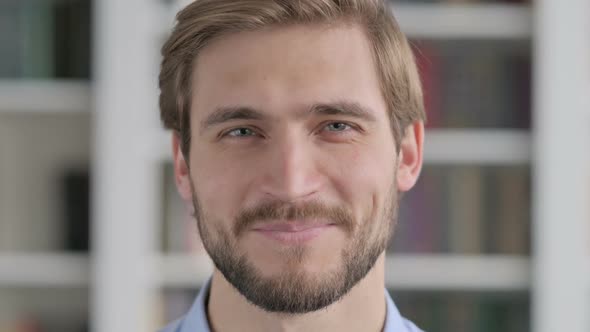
[159,0,425,158]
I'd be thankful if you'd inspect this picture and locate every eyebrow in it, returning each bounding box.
[201,106,265,131]
[200,100,378,131]
[309,101,378,122]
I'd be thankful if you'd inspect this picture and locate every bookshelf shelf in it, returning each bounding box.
[392,3,532,39]
[385,254,530,291]
[425,129,530,164]
[0,80,90,113]
[156,254,214,288]
[157,254,530,291]
[0,253,89,287]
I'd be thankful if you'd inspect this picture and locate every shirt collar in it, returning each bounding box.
[177,277,415,332]
[177,278,212,332]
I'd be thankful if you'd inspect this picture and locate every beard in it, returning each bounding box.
[190,179,399,314]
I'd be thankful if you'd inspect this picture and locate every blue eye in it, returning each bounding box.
[325,122,351,132]
[226,128,256,137]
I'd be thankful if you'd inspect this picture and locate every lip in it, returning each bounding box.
[253,221,333,232]
[252,221,336,244]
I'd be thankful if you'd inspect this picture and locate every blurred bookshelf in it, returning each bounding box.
[0,0,91,79]
[0,0,589,331]
[0,288,88,332]
[390,290,530,332]
[0,0,93,330]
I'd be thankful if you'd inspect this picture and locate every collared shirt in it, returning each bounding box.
[159,278,424,332]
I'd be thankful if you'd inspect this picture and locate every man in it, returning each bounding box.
[159,0,425,331]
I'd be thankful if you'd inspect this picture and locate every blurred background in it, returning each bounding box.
[0,0,588,331]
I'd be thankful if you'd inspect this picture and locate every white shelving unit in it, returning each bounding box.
[532,0,590,331]
[0,80,90,113]
[384,255,530,291]
[423,129,530,164]
[0,254,89,288]
[393,3,532,39]
[0,1,588,332]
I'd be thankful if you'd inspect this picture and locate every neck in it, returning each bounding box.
[207,253,387,332]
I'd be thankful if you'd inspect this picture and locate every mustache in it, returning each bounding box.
[233,200,355,237]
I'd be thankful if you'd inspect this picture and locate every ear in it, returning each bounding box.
[396,121,424,192]
[172,132,193,201]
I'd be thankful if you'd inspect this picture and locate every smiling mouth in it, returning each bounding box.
[252,221,336,244]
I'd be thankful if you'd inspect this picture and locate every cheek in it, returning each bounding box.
[329,144,396,220]
[190,150,254,221]
[343,142,395,185]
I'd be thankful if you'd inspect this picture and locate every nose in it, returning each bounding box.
[258,133,323,203]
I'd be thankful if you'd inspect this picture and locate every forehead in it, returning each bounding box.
[191,23,387,120]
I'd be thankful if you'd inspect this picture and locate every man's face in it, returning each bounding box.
[175,23,415,313]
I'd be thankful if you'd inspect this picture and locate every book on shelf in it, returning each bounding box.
[391,291,530,332]
[1,2,54,78]
[22,2,55,78]
[0,5,27,77]
[391,165,530,255]
[61,169,90,252]
[475,294,530,332]
[444,295,473,332]
[0,0,91,78]
[0,316,87,332]
[411,39,531,129]
[0,287,89,332]
[53,0,92,78]
[0,317,42,332]
[0,4,54,77]
[414,43,442,128]
[484,166,530,254]
[392,166,448,253]
[447,166,483,253]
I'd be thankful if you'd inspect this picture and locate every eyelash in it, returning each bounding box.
[221,122,356,139]
[323,122,352,133]
[225,127,258,138]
